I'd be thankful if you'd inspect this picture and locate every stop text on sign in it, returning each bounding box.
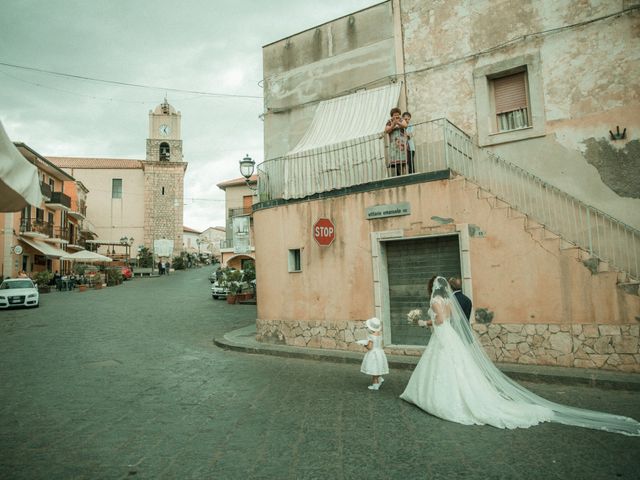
[313,218,335,246]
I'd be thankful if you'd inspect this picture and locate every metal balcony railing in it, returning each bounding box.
[256,118,639,280]
[220,239,254,250]
[228,207,253,218]
[441,120,640,281]
[51,226,70,242]
[80,218,96,234]
[20,219,53,237]
[46,191,71,209]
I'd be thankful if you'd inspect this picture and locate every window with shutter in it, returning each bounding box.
[492,71,530,132]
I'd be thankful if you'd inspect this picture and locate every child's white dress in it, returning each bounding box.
[360,334,389,375]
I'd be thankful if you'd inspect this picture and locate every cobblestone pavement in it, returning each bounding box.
[1,268,639,480]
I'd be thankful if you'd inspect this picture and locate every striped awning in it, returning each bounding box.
[20,237,68,258]
[288,83,402,155]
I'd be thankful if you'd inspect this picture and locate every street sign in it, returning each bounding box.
[313,218,335,246]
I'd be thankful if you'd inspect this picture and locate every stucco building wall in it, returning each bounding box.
[61,167,146,252]
[401,0,640,227]
[254,176,640,370]
[262,1,398,159]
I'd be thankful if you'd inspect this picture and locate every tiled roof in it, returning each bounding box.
[183,226,201,234]
[48,157,143,169]
[216,175,258,189]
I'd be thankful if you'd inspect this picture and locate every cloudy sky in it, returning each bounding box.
[1,0,378,230]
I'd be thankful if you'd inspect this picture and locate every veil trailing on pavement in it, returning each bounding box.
[430,276,640,437]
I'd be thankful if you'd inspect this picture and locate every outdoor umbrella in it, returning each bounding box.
[0,120,43,211]
[62,250,113,262]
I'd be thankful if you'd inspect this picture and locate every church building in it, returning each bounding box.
[50,100,187,261]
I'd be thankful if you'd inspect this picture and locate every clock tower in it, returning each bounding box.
[143,99,187,258]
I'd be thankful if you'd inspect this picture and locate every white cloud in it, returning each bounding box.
[0,0,379,231]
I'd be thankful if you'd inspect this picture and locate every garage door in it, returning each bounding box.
[386,235,461,346]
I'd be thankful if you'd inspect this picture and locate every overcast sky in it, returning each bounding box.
[0,0,379,231]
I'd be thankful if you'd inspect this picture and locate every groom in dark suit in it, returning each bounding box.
[449,277,472,322]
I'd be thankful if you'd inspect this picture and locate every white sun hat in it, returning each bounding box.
[365,317,382,332]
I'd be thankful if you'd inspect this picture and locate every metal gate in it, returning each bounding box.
[386,235,461,346]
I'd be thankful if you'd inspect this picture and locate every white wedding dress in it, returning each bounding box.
[400,277,640,436]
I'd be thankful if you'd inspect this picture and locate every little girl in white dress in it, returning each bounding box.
[360,317,389,390]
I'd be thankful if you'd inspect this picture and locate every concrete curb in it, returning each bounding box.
[214,325,640,391]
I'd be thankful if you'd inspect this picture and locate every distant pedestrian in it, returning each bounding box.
[158,261,164,275]
[359,317,389,390]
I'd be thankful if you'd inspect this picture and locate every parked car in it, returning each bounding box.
[211,281,230,300]
[0,278,39,308]
[120,265,133,280]
[210,267,247,300]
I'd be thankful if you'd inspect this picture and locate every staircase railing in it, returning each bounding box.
[443,120,640,280]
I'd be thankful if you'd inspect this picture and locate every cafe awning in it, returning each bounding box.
[20,237,68,258]
[62,250,113,262]
[288,83,402,155]
[0,121,43,212]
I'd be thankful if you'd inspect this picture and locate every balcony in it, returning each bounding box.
[228,207,253,218]
[220,239,254,251]
[257,118,455,202]
[68,201,87,220]
[80,218,97,235]
[46,191,71,210]
[49,226,70,244]
[20,219,53,238]
[40,182,52,200]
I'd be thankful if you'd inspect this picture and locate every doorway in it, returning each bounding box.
[385,235,461,346]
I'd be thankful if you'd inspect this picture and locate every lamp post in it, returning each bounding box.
[119,236,134,263]
[239,154,258,191]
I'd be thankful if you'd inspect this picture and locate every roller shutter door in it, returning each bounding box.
[386,235,461,346]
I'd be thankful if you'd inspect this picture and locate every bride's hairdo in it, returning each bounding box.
[428,275,448,298]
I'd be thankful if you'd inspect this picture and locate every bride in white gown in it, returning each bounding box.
[400,276,640,436]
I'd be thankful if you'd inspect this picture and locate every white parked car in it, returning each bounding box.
[0,278,40,309]
[211,281,229,300]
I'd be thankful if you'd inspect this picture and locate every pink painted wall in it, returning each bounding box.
[255,176,639,328]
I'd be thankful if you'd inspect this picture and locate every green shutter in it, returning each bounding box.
[386,235,461,346]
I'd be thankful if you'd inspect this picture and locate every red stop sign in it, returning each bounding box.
[313,218,335,246]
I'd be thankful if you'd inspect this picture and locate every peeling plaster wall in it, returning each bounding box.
[262,2,397,159]
[401,0,640,227]
[253,176,640,369]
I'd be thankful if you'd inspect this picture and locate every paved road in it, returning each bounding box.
[1,268,639,479]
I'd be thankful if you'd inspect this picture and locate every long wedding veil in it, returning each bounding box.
[430,276,640,436]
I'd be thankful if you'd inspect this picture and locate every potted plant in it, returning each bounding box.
[225,269,243,304]
[106,268,122,286]
[93,272,104,289]
[33,271,53,293]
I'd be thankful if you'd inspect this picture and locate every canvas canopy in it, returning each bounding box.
[62,250,113,262]
[20,238,69,258]
[279,83,402,199]
[288,83,402,155]
[0,121,43,212]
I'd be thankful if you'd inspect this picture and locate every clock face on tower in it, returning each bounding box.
[159,124,171,136]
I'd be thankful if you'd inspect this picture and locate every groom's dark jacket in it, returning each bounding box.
[453,290,472,322]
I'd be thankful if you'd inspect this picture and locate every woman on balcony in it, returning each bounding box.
[384,107,408,176]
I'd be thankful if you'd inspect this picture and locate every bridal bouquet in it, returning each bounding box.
[407,309,423,324]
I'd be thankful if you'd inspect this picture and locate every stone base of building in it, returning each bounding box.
[256,319,640,373]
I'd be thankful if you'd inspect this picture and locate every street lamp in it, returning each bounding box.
[239,154,258,190]
[119,236,134,262]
